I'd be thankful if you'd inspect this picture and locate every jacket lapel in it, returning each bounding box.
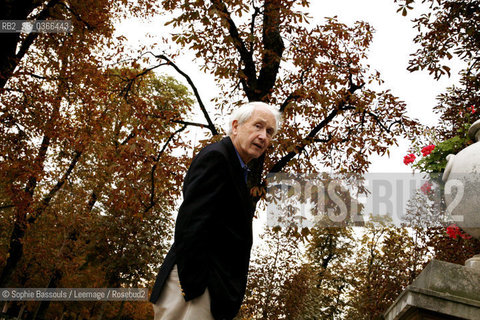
[221,137,255,217]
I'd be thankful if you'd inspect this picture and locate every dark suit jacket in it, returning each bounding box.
[150,136,256,320]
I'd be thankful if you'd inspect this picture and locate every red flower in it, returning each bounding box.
[420,181,432,194]
[471,105,476,114]
[446,224,472,239]
[421,144,435,157]
[403,153,416,165]
[446,224,461,238]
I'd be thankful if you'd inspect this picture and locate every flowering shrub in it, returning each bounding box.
[446,224,472,240]
[403,120,477,243]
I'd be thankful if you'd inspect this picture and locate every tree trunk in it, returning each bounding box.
[0,0,60,89]
[30,268,63,320]
[0,209,28,287]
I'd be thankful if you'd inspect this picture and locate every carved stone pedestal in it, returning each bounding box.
[384,260,480,320]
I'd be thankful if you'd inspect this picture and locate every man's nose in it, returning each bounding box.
[258,129,267,140]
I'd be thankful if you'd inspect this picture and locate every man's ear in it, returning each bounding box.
[231,120,239,135]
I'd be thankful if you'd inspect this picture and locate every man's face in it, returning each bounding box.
[231,106,276,164]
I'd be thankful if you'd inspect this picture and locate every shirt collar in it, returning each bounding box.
[234,148,248,170]
[233,146,250,182]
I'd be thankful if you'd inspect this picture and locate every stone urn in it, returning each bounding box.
[442,119,480,268]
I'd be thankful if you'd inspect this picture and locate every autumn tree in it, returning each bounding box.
[0,2,209,319]
[0,0,175,289]
[344,224,416,320]
[361,10,480,277]
[0,0,61,89]
[151,1,423,319]
[299,226,355,319]
[395,0,480,137]
[157,0,419,180]
[7,70,194,319]
[237,228,303,319]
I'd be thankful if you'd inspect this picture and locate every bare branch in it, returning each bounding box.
[171,119,210,128]
[30,73,53,80]
[364,111,402,133]
[144,125,188,213]
[154,125,188,163]
[148,116,210,129]
[28,150,82,224]
[0,204,15,211]
[153,53,218,135]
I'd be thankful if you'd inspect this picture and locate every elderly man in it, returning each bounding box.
[150,102,280,320]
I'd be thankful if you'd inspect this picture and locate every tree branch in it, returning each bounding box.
[0,0,60,89]
[364,111,402,133]
[57,1,94,30]
[269,81,364,173]
[279,91,301,113]
[24,134,51,197]
[269,107,340,173]
[15,0,61,69]
[28,150,82,224]
[108,61,169,102]
[313,134,335,143]
[144,125,188,213]
[171,119,210,128]
[249,1,261,52]
[210,0,258,100]
[116,131,135,147]
[86,191,97,213]
[0,204,15,211]
[153,53,218,135]
[257,0,285,101]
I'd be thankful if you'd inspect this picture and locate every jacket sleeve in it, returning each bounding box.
[174,149,227,300]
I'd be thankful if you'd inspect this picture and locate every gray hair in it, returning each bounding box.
[226,101,281,135]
